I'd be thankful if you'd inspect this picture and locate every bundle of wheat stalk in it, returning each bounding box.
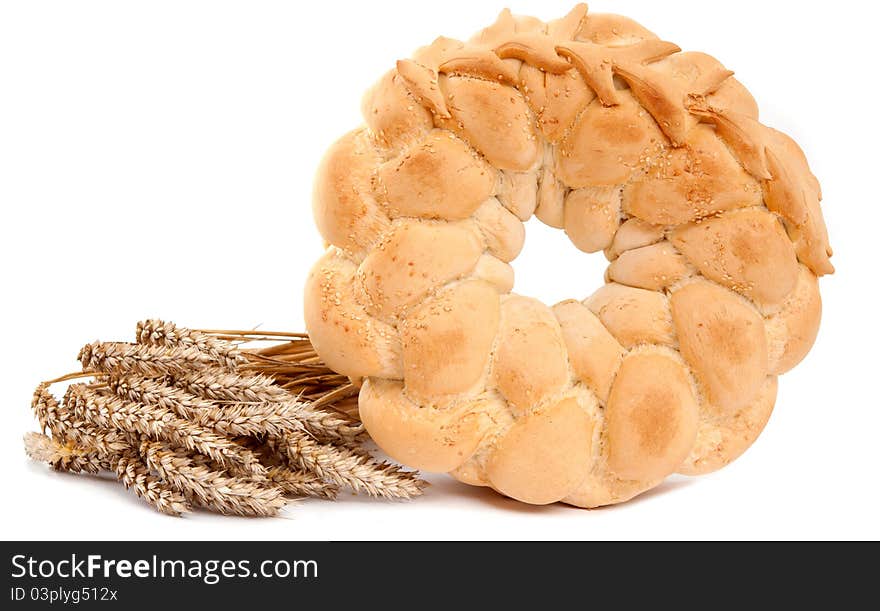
[24,320,425,516]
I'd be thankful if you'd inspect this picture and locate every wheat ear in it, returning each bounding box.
[264,466,339,500]
[136,319,246,367]
[115,448,192,516]
[23,432,110,474]
[26,321,427,516]
[30,385,190,515]
[280,433,425,500]
[172,369,363,443]
[67,384,264,476]
[110,375,306,438]
[79,341,240,377]
[141,440,286,517]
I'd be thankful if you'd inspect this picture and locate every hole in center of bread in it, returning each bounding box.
[512,218,607,305]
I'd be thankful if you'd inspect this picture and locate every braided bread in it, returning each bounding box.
[304,4,832,507]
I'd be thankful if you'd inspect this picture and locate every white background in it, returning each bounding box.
[1,0,877,541]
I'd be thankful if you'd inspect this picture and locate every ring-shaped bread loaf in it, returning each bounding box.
[305,4,832,507]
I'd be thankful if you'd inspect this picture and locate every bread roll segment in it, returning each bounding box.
[670,279,768,414]
[765,265,822,374]
[585,283,675,348]
[605,350,699,482]
[492,296,569,416]
[473,197,525,263]
[306,4,832,508]
[361,71,433,153]
[304,249,403,379]
[400,279,499,400]
[360,378,509,472]
[622,124,763,226]
[564,186,622,253]
[357,220,483,320]
[605,218,665,260]
[558,91,666,188]
[553,300,624,404]
[437,76,540,171]
[312,129,390,258]
[378,130,495,220]
[486,397,594,504]
[678,376,778,475]
[607,241,693,290]
[670,207,800,308]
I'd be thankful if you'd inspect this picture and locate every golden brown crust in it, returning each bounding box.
[558,91,666,187]
[605,351,699,481]
[607,241,693,291]
[486,397,594,504]
[378,130,495,220]
[553,301,623,404]
[564,186,622,253]
[765,265,822,374]
[304,249,402,380]
[309,4,832,508]
[585,283,675,349]
[436,77,539,171]
[670,280,767,413]
[670,207,800,308]
[491,297,569,415]
[356,220,483,321]
[312,130,390,258]
[361,72,433,153]
[622,125,763,226]
[400,280,499,400]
